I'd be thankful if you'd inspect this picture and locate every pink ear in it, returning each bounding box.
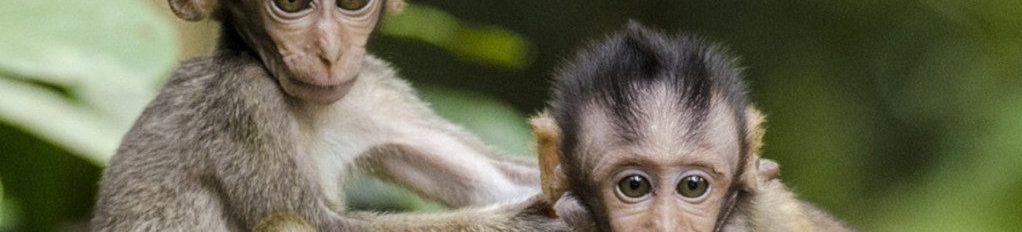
[168,0,217,21]
[530,112,567,214]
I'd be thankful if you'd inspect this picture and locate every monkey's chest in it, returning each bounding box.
[316,150,352,210]
[310,125,380,210]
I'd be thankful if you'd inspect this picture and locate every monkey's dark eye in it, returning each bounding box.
[273,0,312,13]
[337,0,370,11]
[677,175,709,198]
[616,175,652,198]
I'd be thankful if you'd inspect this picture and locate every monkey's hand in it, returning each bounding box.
[253,211,316,232]
[758,158,780,181]
[553,192,596,232]
[504,195,573,232]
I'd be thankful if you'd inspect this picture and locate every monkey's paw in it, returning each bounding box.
[254,211,316,232]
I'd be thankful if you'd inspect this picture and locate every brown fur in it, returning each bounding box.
[530,113,567,217]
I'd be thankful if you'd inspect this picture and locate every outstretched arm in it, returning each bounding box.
[357,120,541,208]
[359,195,567,231]
[350,71,542,208]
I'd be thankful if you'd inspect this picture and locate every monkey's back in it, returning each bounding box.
[92,52,292,231]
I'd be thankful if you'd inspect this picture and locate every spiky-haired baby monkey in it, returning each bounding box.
[92,0,564,231]
[530,23,851,231]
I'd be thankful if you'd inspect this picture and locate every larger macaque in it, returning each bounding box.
[92,0,563,231]
[532,23,851,231]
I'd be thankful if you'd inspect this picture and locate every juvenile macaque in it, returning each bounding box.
[531,23,851,231]
[92,0,563,231]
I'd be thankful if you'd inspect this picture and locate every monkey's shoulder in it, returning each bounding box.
[168,54,281,98]
[116,54,289,155]
[160,55,281,114]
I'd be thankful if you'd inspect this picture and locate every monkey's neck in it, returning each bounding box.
[212,20,330,117]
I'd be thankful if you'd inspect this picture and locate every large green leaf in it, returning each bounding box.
[0,0,178,165]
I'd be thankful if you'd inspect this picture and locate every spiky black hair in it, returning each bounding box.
[548,22,752,230]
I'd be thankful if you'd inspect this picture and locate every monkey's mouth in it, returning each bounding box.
[287,76,345,91]
[284,76,356,104]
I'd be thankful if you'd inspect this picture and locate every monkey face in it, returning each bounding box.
[167,0,405,104]
[577,99,741,231]
[257,0,382,103]
[538,23,768,231]
[246,0,383,104]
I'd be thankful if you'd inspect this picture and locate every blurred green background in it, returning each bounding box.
[1,0,1021,231]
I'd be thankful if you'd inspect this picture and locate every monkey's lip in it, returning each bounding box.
[285,76,355,103]
[286,76,352,90]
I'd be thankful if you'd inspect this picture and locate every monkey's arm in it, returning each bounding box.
[353,195,567,231]
[358,127,541,208]
[353,64,540,208]
[252,196,567,232]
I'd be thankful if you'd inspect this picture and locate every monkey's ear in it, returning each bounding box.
[385,0,407,14]
[168,0,217,21]
[740,106,769,189]
[530,112,566,217]
[745,106,767,157]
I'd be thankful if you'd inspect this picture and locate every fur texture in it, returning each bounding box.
[540,23,851,231]
[92,50,565,231]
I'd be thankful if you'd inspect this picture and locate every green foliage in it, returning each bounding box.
[0,178,4,227]
[0,0,171,230]
[380,4,533,69]
[1,0,1021,231]
[0,190,19,232]
[0,0,176,165]
[868,23,1022,231]
[417,86,533,156]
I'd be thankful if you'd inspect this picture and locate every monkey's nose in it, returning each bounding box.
[318,38,342,64]
[316,21,343,59]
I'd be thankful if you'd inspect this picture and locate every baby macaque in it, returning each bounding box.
[92,0,563,231]
[531,23,851,232]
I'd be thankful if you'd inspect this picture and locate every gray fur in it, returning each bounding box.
[92,50,564,231]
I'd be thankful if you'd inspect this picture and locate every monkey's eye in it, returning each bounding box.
[616,175,652,199]
[273,0,312,13]
[677,175,709,198]
[337,0,370,11]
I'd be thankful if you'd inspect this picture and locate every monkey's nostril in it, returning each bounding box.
[319,55,331,67]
